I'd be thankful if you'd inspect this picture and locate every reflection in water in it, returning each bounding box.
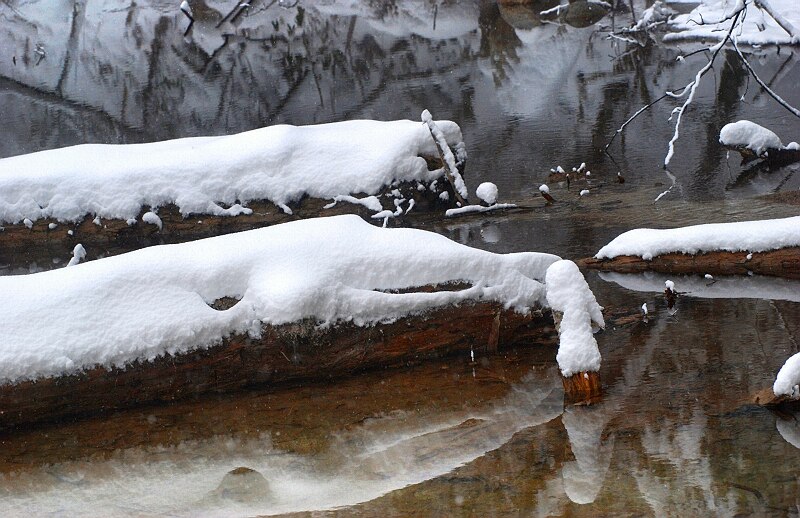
[599,271,800,303]
[0,367,563,516]
[777,413,800,449]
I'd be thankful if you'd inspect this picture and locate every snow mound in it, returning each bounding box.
[475,182,498,205]
[545,260,605,377]
[0,215,561,383]
[0,119,464,225]
[595,216,800,260]
[774,352,800,398]
[719,120,783,156]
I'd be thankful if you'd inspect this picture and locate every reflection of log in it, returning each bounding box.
[752,387,800,410]
[722,143,800,166]
[579,247,800,280]
[562,371,602,406]
[0,300,557,432]
[0,167,458,267]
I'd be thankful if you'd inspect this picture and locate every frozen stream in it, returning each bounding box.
[0,0,799,515]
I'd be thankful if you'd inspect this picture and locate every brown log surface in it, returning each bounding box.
[578,247,800,279]
[0,301,556,433]
[752,386,800,410]
[561,371,602,406]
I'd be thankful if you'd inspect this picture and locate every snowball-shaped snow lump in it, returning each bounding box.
[475,182,498,205]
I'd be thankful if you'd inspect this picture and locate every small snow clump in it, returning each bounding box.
[475,182,498,205]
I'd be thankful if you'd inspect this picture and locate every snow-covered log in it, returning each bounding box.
[545,260,605,404]
[0,215,611,430]
[0,120,467,259]
[719,120,800,165]
[581,217,800,279]
[754,351,800,409]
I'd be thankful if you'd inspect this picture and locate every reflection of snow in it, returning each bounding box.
[776,414,800,449]
[561,406,615,504]
[599,271,800,303]
[0,368,563,516]
[482,24,592,118]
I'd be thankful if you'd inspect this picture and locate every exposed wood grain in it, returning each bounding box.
[561,371,602,406]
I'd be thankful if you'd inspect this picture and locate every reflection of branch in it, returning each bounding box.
[731,38,800,119]
[0,75,144,138]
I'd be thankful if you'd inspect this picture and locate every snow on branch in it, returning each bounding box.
[421,109,469,205]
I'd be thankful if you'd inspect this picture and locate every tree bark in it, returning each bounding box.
[579,247,800,279]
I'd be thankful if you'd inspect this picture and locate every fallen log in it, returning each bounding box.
[0,301,557,432]
[579,247,800,279]
[0,117,466,264]
[0,176,455,266]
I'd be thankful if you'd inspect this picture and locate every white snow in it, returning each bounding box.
[774,352,800,398]
[48,223,57,230]
[67,244,86,267]
[420,110,468,200]
[580,189,590,196]
[544,260,605,377]
[475,182,498,205]
[445,203,517,218]
[595,216,800,260]
[0,119,464,225]
[0,215,562,384]
[23,218,33,229]
[539,184,550,194]
[719,120,783,156]
[323,195,384,213]
[666,0,800,45]
[665,280,675,291]
[142,211,163,230]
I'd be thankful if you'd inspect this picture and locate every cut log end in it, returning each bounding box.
[753,386,800,410]
[562,371,602,406]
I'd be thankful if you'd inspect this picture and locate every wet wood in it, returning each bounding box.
[0,301,557,433]
[723,143,800,166]
[752,387,800,410]
[561,371,602,406]
[578,247,800,280]
[0,165,457,266]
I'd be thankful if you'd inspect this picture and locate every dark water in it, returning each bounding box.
[1,0,800,515]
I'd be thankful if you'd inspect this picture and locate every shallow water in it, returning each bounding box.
[1,0,799,516]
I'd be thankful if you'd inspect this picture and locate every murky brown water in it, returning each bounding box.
[1,0,800,516]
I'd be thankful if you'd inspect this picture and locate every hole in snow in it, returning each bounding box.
[208,296,241,311]
[374,281,473,294]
